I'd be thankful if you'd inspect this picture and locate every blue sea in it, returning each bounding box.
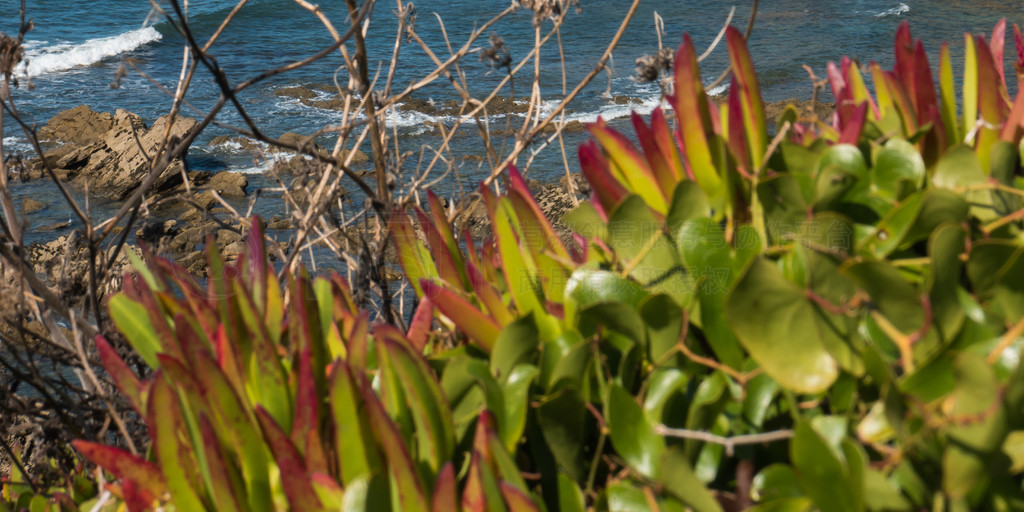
[1,0,1021,244]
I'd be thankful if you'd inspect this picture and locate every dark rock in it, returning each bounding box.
[208,171,248,197]
[612,95,642,105]
[274,85,317,100]
[302,97,348,110]
[20,198,46,213]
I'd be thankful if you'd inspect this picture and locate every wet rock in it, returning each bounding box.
[36,221,70,232]
[267,216,291,230]
[399,97,440,116]
[539,119,587,134]
[209,135,264,152]
[135,219,179,245]
[20,198,46,213]
[59,110,198,200]
[274,85,318,100]
[611,95,643,105]
[37,105,115,147]
[208,171,248,198]
[302,97,348,110]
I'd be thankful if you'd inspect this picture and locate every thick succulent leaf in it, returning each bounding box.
[391,210,439,298]
[328,362,380,486]
[422,280,500,351]
[725,258,838,393]
[198,415,245,512]
[255,408,322,511]
[431,463,458,512]
[147,376,205,512]
[939,43,960,143]
[379,337,455,473]
[962,34,979,140]
[95,336,146,414]
[359,379,430,512]
[726,26,767,169]
[673,33,725,212]
[72,441,167,505]
[589,120,668,214]
[975,35,1009,171]
[108,294,162,368]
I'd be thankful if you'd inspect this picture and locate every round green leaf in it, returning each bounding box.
[725,258,839,393]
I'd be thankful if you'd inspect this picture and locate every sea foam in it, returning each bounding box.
[875,3,910,18]
[18,27,162,77]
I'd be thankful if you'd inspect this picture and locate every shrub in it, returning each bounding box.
[10,18,1024,512]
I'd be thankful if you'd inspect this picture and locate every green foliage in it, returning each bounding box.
[28,18,1024,512]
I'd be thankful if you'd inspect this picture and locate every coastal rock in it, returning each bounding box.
[274,85,317,100]
[37,105,115,147]
[208,171,248,198]
[612,95,643,105]
[59,110,198,200]
[209,135,264,152]
[20,198,46,213]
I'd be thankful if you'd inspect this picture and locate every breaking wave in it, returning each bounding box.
[18,27,162,77]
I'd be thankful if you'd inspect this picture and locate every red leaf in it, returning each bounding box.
[993,18,1008,94]
[255,407,322,510]
[95,336,146,414]
[578,141,626,213]
[500,483,540,512]
[406,296,434,352]
[431,463,458,512]
[838,102,868,145]
[73,441,167,505]
[420,280,500,352]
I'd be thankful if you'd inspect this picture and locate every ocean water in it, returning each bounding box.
[1,0,1022,244]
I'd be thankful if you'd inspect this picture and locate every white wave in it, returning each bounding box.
[18,27,162,77]
[875,3,909,18]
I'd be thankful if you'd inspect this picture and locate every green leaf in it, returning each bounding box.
[644,368,687,425]
[491,314,540,382]
[537,389,588,482]
[752,464,803,502]
[562,202,609,241]
[328,363,380,486]
[932,145,995,221]
[360,380,429,512]
[666,181,711,234]
[943,352,1009,500]
[606,384,665,480]
[501,364,539,453]
[379,338,455,473]
[147,376,206,512]
[609,195,691,304]
[660,447,724,512]
[743,373,780,428]
[791,422,861,512]
[555,473,585,512]
[108,294,162,368]
[564,269,649,327]
[726,258,839,393]
[872,138,925,202]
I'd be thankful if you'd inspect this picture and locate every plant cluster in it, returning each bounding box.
[8,16,1024,512]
